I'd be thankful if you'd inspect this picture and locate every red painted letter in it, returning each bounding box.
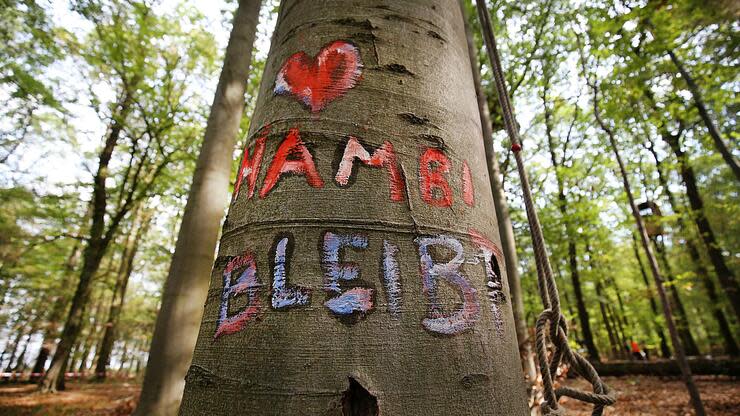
[335,137,405,202]
[462,160,474,206]
[233,130,268,202]
[419,148,452,207]
[260,128,325,198]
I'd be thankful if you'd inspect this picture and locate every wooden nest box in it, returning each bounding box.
[638,200,664,237]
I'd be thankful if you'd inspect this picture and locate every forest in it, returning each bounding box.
[0,0,737,415]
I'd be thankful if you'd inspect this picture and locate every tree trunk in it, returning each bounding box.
[653,238,701,356]
[666,48,740,181]
[134,1,262,414]
[95,211,151,380]
[586,240,626,360]
[541,79,600,362]
[631,235,672,359]
[118,341,129,374]
[661,131,740,327]
[12,333,32,373]
[596,281,619,358]
[644,141,738,355]
[462,4,536,383]
[3,326,24,372]
[177,1,529,414]
[38,74,139,392]
[31,238,83,381]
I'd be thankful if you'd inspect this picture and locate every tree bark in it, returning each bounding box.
[134,1,262,414]
[178,1,529,414]
[666,48,740,181]
[462,4,536,383]
[95,210,151,380]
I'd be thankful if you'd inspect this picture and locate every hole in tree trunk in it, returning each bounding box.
[341,377,379,416]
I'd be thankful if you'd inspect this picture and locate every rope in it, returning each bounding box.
[474,3,616,415]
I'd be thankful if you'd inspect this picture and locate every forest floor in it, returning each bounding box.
[0,376,737,415]
[560,375,739,415]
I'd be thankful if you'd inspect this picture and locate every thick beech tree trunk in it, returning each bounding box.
[178,1,528,414]
[133,1,262,414]
[462,6,536,383]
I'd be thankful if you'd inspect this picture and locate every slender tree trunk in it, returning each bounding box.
[661,131,740,326]
[586,58,706,414]
[653,238,701,356]
[73,295,107,376]
[12,332,32,373]
[644,142,738,355]
[31,242,82,381]
[95,211,151,380]
[39,76,139,392]
[631,233,670,358]
[118,341,129,374]
[134,2,262,414]
[665,49,740,181]
[586,241,627,360]
[596,281,619,359]
[462,4,536,383]
[541,81,600,362]
[178,1,529,414]
[607,301,630,359]
[554,261,578,339]
[4,327,24,372]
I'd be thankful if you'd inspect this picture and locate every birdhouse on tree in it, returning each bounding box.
[638,200,664,237]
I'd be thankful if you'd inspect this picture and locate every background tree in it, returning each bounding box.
[133,0,262,414]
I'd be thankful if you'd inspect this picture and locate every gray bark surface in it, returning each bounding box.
[133,1,262,415]
[179,1,529,415]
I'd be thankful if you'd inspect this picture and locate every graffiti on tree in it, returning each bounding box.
[215,252,263,339]
[275,40,363,113]
[215,40,505,339]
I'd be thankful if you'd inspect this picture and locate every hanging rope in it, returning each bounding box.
[474,3,616,415]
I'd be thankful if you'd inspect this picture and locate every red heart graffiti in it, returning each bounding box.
[274,40,363,113]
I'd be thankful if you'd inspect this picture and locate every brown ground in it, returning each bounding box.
[0,376,736,415]
[560,375,739,415]
[0,381,138,416]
